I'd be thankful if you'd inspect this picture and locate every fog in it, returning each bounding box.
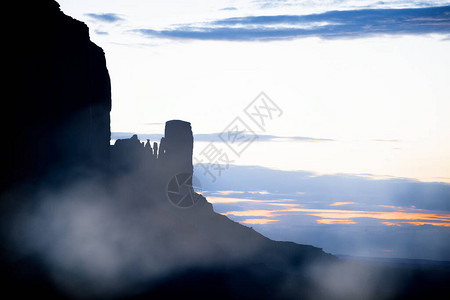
[2,170,448,299]
[1,168,278,298]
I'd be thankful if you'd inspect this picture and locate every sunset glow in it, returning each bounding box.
[220,197,450,227]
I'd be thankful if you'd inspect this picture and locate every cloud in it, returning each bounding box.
[223,206,450,227]
[382,221,402,226]
[212,190,245,196]
[253,0,450,10]
[205,196,262,203]
[195,133,334,142]
[195,165,450,211]
[198,164,450,260]
[94,30,109,35]
[241,218,279,224]
[133,6,450,41]
[85,13,124,23]
[220,7,238,11]
[330,202,356,206]
[111,132,334,143]
[317,219,357,224]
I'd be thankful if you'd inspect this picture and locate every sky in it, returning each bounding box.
[57,0,450,260]
[199,165,450,260]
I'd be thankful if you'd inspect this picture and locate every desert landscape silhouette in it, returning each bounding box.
[1,1,449,299]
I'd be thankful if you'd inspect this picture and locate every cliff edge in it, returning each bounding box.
[3,0,111,193]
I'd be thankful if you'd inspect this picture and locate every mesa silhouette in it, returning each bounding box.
[1,1,448,300]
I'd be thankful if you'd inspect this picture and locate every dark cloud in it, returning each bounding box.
[196,164,450,212]
[134,6,450,41]
[85,13,124,23]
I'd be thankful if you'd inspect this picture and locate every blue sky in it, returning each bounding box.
[58,0,450,260]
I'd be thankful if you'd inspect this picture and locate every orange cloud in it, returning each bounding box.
[301,209,450,223]
[223,207,450,227]
[241,219,279,225]
[211,195,450,227]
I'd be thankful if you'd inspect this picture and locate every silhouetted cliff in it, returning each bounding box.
[3,0,111,192]
[160,120,194,174]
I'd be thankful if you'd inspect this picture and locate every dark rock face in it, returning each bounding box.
[3,0,111,192]
[111,120,194,187]
[160,120,193,172]
[111,134,147,174]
